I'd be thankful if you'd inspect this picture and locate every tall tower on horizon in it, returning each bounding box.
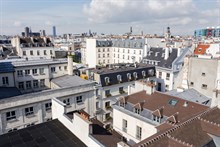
[53,26,56,38]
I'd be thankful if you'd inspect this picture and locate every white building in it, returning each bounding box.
[11,36,55,59]
[112,80,209,145]
[142,46,192,92]
[0,75,97,134]
[82,63,156,123]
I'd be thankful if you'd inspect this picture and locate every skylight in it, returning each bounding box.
[168,99,178,106]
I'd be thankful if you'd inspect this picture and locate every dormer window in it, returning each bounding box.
[153,115,161,123]
[134,108,140,114]
[127,73,132,81]
[117,75,122,83]
[148,69,154,76]
[133,72,138,79]
[142,71,146,78]
[105,77,110,85]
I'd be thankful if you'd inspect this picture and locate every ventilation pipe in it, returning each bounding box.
[164,47,169,60]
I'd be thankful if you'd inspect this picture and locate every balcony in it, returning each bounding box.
[105,106,112,110]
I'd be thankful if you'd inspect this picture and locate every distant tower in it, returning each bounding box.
[40,30,46,37]
[24,27,30,37]
[130,26,133,34]
[29,27,32,37]
[53,26,57,38]
[165,26,171,40]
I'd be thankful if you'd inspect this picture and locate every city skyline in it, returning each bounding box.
[0,0,220,35]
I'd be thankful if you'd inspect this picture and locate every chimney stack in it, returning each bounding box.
[164,47,169,60]
[177,48,181,57]
[68,52,73,76]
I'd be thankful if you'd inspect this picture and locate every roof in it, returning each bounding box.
[0,62,15,73]
[124,91,208,124]
[0,87,22,99]
[134,107,220,147]
[0,119,86,147]
[166,88,211,106]
[112,39,144,49]
[143,47,178,69]
[11,58,67,67]
[51,75,95,88]
[90,118,124,147]
[194,44,210,55]
[92,64,155,87]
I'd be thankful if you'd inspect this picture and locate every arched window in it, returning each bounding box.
[117,75,122,83]
[105,77,110,84]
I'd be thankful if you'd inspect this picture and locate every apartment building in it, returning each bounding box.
[11,36,55,59]
[142,47,191,92]
[175,56,220,107]
[112,80,209,145]
[83,63,156,123]
[0,75,97,134]
[0,58,70,93]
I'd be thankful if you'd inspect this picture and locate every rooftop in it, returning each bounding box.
[121,90,208,124]
[143,47,178,69]
[135,107,220,147]
[166,88,211,106]
[0,62,15,73]
[0,119,86,147]
[51,75,95,88]
[0,87,22,99]
[11,58,67,67]
[194,44,210,55]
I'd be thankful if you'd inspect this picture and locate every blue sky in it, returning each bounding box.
[0,0,220,35]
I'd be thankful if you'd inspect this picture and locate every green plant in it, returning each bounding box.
[119,90,125,94]
[106,93,112,97]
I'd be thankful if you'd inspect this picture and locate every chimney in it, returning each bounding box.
[164,47,169,60]
[68,52,73,76]
[177,48,181,57]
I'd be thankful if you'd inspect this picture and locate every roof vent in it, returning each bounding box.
[183,101,188,107]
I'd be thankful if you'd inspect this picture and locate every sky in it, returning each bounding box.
[0,0,220,36]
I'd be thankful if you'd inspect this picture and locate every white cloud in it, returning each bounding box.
[83,0,194,25]
[45,20,53,26]
[13,21,22,27]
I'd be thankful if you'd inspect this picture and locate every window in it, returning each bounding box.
[25,69,30,75]
[45,102,52,111]
[44,50,47,55]
[32,69,37,75]
[64,66,67,71]
[30,50,33,55]
[23,51,26,56]
[18,82,24,90]
[17,70,23,77]
[123,55,125,59]
[105,90,111,97]
[202,84,207,89]
[139,50,141,55]
[128,50,130,53]
[105,101,111,109]
[39,68,44,75]
[134,50,136,54]
[134,108,140,114]
[50,50,53,55]
[103,48,105,52]
[107,48,110,52]
[6,111,16,121]
[8,128,17,133]
[142,71,146,77]
[76,96,83,103]
[105,113,111,120]
[107,60,110,63]
[128,56,130,60]
[33,80,38,88]
[98,54,100,58]
[168,99,178,106]
[159,72,162,78]
[190,82,194,86]
[153,115,161,123]
[136,126,142,140]
[122,119,127,132]
[127,73,131,80]
[51,67,56,73]
[63,99,70,105]
[119,87,124,94]
[202,73,206,76]
[166,73,170,80]
[105,77,110,85]
[26,81,31,89]
[117,75,122,83]
[59,66,62,71]
[103,60,105,63]
[37,50,40,55]
[40,79,45,87]
[107,53,109,57]
[133,72,138,79]
[103,54,105,58]
[98,49,100,52]
[2,77,9,85]
[25,107,34,116]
